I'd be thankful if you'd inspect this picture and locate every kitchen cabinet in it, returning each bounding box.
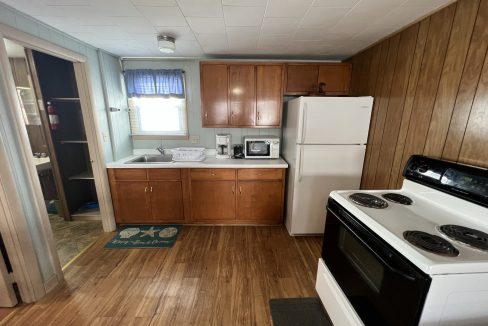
[237,169,284,222]
[190,169,236,221]
[200,62,284,128]
[108,167,285,225]
[108,168,186,223]
[285,63,352,95]
[229,65,256,127]
[256,65,283,127]
[317,64,352,95]
[201,64,229,127]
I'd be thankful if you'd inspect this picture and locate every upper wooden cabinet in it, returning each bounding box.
[201,64,229,127]
[256,65,284,127]
[229,65,256,127]
[285,63,352,95]
[200,62,284,128]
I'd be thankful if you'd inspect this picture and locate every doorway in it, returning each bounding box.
[3,39,103,268]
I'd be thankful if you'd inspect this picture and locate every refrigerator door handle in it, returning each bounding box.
[298,146,304,182]
[300,103,307,143]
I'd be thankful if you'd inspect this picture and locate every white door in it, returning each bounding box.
[0,251,17,307]
[296,97,373,145]
[288,144,366,235]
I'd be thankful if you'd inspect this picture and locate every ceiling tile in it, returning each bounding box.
[136,6,187,26]
[312,0,359,7]
[402,0,453,8]
[187,17,225,33]
[293,28,325,41]
[176,0,223,17]
[226,26,260,35]
[300,7,350,28]
[261,17,300,34]
[130,0,177,5]
[266,0,314,17]
[108,16,156,34]
[155,26,196,40]
[373,6,431,28]
[222,0,267,5]
[223,6,265,27]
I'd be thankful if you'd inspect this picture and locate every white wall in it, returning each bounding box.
[122,59,282,151]
[99,51,132,161]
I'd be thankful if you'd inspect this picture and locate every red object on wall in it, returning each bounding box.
[47,101,59,130]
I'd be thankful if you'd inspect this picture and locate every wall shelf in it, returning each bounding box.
[60,140,88,144]
[69,171,94,180]
[50,97,80,102]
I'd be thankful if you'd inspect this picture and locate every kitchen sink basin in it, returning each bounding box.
[125,154,173,164]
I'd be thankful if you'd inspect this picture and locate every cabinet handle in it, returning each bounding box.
[144,186,148,193]
[150,186,153,192]
[257,111,261,121]
[211,173,215,176]
[232,186,235,194]
[239,186,242,194]
[205,112,208,119]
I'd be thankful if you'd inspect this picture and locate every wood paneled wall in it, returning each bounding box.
[350,0,488,190]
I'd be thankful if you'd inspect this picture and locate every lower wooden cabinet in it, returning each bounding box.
[111,181,150,223]
[108,167,285,225]
[108,169,185,223]
[237,181,283,222]
[191,181,236,221]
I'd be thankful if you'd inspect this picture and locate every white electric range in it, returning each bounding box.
[316,155,488,326]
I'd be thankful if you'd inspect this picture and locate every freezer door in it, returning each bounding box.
[287,144,366,235]
[296,97,373,145]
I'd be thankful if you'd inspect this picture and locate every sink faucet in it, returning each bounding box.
[156,145,164,155]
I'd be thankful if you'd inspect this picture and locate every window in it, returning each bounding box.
[124,69,188,138]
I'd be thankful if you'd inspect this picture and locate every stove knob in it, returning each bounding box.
[418,165,428,173]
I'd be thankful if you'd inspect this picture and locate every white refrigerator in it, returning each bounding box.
[282,96,373,235]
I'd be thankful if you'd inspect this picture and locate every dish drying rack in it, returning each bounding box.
[171,147,206,162]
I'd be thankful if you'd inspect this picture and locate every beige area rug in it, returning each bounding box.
[49,215,103,267]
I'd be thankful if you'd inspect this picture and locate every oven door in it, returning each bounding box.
[245,140,270,158]
[322,199,431,326]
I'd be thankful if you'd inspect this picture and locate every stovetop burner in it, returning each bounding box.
[349,193,388,209]
[404,231,459,257]
[382,193,413,205]
[439,225,488,252]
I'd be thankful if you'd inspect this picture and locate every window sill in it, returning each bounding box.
[131,134,189,141]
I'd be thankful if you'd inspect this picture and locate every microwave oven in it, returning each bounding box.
[244,136,280,159]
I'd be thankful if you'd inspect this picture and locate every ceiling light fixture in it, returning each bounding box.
[158,35,176,54]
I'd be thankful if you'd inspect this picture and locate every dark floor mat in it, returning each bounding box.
[269,297,332,326]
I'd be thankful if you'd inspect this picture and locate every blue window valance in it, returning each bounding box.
[124,69,185,98]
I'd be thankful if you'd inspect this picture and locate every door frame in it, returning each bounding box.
[0,22,115,302]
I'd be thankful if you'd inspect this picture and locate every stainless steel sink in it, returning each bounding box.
[125,154,173,164]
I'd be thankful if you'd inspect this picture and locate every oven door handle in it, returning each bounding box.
[329,207,417,282]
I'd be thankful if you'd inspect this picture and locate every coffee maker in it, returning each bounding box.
[216,134,231,159]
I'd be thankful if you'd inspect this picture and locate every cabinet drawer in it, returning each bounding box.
[238,169,283,180]
[111,168,147,180]
[147,168,181,180]
[191,169,236,180]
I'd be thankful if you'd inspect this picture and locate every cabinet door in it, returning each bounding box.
[256,65,283,127]
[285,64,319,94]
[191,181,236,220]
[318,64,352,95]
[201,64,229,127]
[229,65,256,127]
[149,181,184,222]
[112,181,150,223]
[237,181,283,222]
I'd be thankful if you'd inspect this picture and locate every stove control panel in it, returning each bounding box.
[404,155,488,207]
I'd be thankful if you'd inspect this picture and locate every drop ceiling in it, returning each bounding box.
[1,0,453,59]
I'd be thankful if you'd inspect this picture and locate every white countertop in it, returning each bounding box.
[107,154,288,169]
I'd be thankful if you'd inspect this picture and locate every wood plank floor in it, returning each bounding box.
[4,226,322,326]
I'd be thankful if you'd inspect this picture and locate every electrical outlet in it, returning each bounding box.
[190,135,200,144]
[102,132,110,142]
